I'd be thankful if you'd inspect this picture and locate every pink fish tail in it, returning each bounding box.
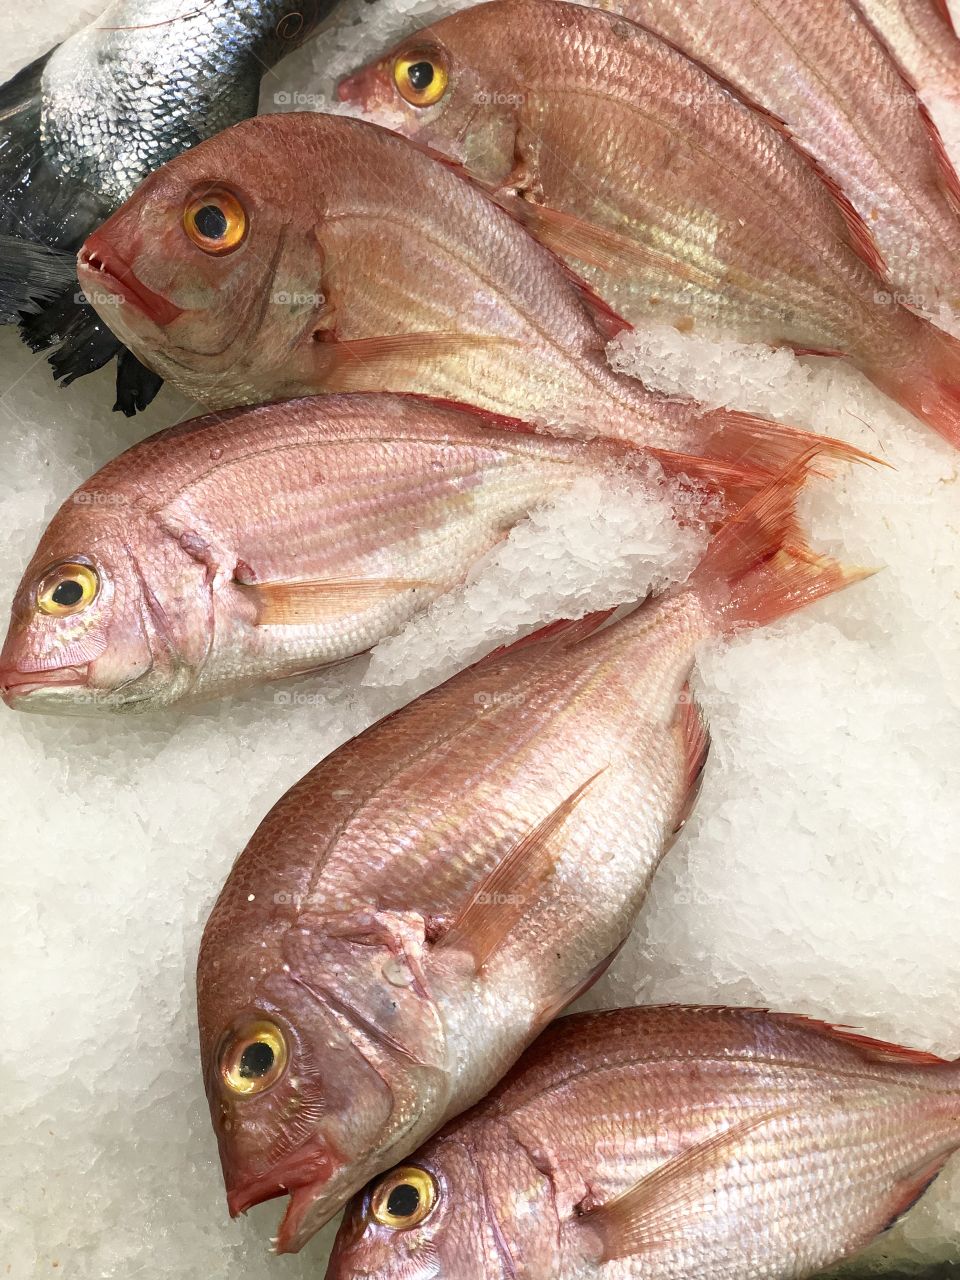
[688,451,871,634]
[870,319,960,450]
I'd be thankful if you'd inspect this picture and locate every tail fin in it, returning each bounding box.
[868,317,960,450]
[0,234,76,321]
[689,450,873,632]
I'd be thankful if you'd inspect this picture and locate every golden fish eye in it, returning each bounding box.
[183,186,248,255]
[36,562,99,616]
[370,1166,438,1229]
[393,50,449,107]
[219,1020,287,1096]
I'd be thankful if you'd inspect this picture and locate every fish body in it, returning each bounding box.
[584,0,960,327]
[195,459,863,1252]
[327,1005,960,1280]
[0,0,331,408]
[0,393,647,713]
[76,112,856,486]
[338,0,960,448]
[854,0,960,104]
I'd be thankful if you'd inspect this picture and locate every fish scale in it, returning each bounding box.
[338,0,960,449]
[327,1006,960,1280]
[193,459,865,1253]
[854,0,960,103]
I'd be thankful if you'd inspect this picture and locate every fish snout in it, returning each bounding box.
[78,234,182,328]
[0,662,89,709]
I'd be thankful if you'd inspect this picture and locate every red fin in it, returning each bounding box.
[239,576,433,625]
[918,97,960,216]
[486,609,621,662]
[689,451,873,633]
[870,318,960,448]
[670,687,710,837]
[538,937,629,1026]
[497,194,716,293]
[691,408,878,476]
[771,1011,951,1066]
[575,1111,787,1262]
[317,332,510,393]
[878,1151,957,1233]
[807,160,888,279]
[438,768,608,970]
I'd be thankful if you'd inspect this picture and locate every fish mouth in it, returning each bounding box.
[226,1143,344,1238]
[77,241,183,327]
[0,665,89,707]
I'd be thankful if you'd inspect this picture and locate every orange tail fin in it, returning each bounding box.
[689,450,873,633]
[869,318,960,450]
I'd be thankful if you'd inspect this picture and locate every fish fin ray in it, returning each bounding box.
[239,576,435,626]
[575,1110,789,1262]
[671,687,710,836]
[768,1012,951,1065]
[538,936,628,1025]
[485,609,621,662]
[437,768,608,970]
[315,331,511,393]
[918,97,960,216]
[878,1151,957,1233]
[689,451,873,632]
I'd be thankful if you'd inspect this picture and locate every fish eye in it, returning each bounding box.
[393,50,449,107]
[183,186,248,255]
[370,1166,438,1229]
[36,562,99,616]
[219,1019,288,1096]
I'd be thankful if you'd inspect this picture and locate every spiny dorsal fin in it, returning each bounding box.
[769,1011,951,1066]
[437,767,608,969]
[574,1111,787,1262]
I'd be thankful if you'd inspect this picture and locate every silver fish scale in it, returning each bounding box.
[40,0,325,203]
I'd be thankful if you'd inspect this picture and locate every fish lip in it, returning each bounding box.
[77,241,183,327]
[0,665,88,705]
[226,1144,343,1230]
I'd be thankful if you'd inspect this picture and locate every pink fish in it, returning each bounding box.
[327,1005,960,1280]
[0,393,659,713]
[195,456,867,1252]
[855,0,960,108]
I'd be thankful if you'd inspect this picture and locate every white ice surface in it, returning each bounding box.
[3,2,960,1278]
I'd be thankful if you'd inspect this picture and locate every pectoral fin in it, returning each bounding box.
[437,767,608,970]
[497,194,717,294]
[573,1110,786,1263]
[237,576,433,625]
[316,331,513,393]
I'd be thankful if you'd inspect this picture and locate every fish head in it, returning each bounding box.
[326,1134,530,1280]
[76,122,325,407]
[0,495,204,713]
[197,906,451,1252]
[337,13,524,185]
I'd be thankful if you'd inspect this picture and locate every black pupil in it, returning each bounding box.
[387,1183,421,1218]
[238,1040,274,1078]
[407,61,434,92]
[52,579,84,606]
[195,204,228,239]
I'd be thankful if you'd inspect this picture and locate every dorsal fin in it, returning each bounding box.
[770,1011,951,1066]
